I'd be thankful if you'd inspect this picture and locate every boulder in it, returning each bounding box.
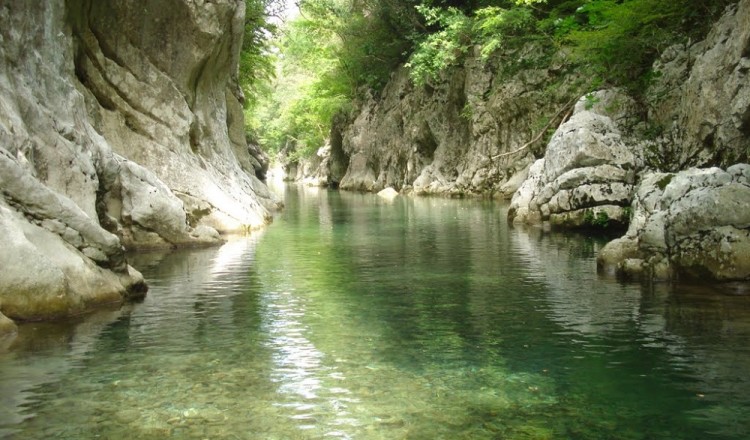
[508,90,641,229]
[377,187,400,200]
[0,198,146,322]
[598,165,750,281]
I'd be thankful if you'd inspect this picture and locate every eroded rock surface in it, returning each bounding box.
[508,90,641,229]
[0,0,275,327]
[647,0,750,168]
[70,0,278,234]
[598,166,750,281]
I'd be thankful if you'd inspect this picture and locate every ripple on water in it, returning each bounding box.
[2,192,750,439]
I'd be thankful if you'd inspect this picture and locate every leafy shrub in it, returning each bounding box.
[474,6,539,59]
[406,6,472,86]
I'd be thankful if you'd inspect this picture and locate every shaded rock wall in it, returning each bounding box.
[647,0,750,169]
[0,0,274,332]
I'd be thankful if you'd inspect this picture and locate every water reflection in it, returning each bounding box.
[0,185,749,439]
[0,310,125,437]
[510,224,750,438]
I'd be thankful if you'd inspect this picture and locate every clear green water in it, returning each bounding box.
[2,185,750,439]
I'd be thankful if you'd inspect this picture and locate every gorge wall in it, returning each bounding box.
[293,0,750,282]
[0,0,276,336]
[299,46,581,197]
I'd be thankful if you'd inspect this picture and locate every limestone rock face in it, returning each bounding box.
[647,0,750,168]
[284,144,333,187]
[508,90,641,229]
[0,1,273,326]
[297,45,578,196]
[598,165,750,281]
[69,0,277,232]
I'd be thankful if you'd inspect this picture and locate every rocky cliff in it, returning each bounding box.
[292,0,750,281]
[0,0,276,336]
[293,45,580,197]
[511,0,750,281]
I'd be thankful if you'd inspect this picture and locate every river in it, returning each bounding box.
[1,185,750,439]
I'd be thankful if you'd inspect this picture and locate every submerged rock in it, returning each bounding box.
[0,311,17,339]
[598,165,750,281]
[377,187,400,200]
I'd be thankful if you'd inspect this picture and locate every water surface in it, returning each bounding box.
[1,185,750,439]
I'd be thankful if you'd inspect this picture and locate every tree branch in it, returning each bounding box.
[489,97,576,160]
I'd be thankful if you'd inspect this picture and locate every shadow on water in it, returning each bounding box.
[0,184,749,439]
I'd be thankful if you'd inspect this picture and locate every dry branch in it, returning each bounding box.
[489,97,576,160]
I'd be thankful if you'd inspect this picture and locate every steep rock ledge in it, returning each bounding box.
[69,0,279,236]
[0,0,275,333]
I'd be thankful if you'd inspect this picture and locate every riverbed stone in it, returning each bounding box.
[377,187,400,200]
[0,311,17,338]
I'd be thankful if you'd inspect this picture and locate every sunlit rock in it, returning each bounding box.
[0,198,146,322]
[377,187,399,200]
[598,165,750,281]
[508,90,641,229]
[0,0,276,323]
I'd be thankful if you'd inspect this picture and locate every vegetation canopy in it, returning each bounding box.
[239,0,736,160]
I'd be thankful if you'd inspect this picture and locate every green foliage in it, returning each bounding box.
[240,0,284,110]
[406,6,471,86]
[406,0,735,92]
[583,92,600,110]
[240,0,737,159]
[247,0,419,158]
[553,0,736,92]
[247,14,349,159]
[656,174,674,191]
[583,209,610,229]
[474,6,538,59]
[460,103,474,121]
[407,1,544,85]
